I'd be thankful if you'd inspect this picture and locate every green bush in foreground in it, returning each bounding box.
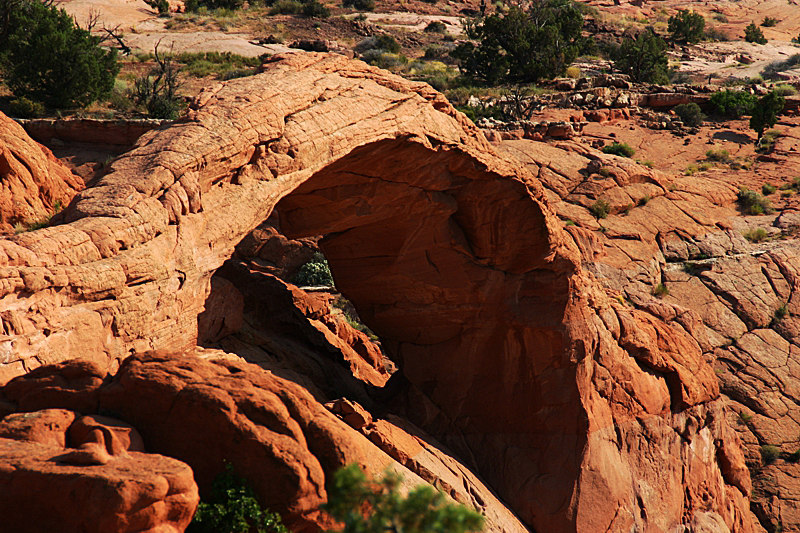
[188,463,287,533]
[323,464,484,533]
[0,0,119,108]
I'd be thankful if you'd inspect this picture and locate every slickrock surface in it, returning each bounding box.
[0,53,754,532]
[0,112,83,234]
[498,137,800,532]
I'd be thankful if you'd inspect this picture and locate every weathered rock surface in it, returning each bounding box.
[497,135,800,532]
[0,112,83,234]
[0,53,752,532]
[0,401,196,533]
[1,352,529,533]
[0,437,198,533]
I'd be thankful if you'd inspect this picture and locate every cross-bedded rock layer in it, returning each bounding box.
[0,53,752,532]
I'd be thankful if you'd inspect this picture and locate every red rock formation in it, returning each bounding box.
[0,53,753,532]
[0,402,197,533]
[0,112,83,234]
[0,352,529,533]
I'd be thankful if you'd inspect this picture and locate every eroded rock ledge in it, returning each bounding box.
[0,53,754,532]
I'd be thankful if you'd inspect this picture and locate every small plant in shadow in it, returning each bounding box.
[293,252,334,286]
[761,444,781,464]
[187,462,287,533]
[653,283,669,298]
[589,199,610,219]
[602,142,635,158]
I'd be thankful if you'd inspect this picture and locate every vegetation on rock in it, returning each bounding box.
[612,28,669,83]
[0,0,119,108]
[709,90,756,118]
[452,0,586,85]
[744,22,767,44]
[673,102,704,127]
[668,9,705,43]
[750,91,785,140]
[323,464,484,533]
[294,252,335,286]
[602,142,635,158]
[188,463,287,533]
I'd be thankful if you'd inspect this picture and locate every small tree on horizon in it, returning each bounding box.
[668,9,705,43]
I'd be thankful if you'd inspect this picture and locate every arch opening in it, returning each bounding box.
[254,136,587,529]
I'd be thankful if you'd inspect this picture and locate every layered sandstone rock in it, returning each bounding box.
[0,352,529,533]
[0,112,83,233]
[0,53,753,532]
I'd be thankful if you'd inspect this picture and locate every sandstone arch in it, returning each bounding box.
[0,53,752,532]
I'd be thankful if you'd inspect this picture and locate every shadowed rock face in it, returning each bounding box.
[0,53,753,532]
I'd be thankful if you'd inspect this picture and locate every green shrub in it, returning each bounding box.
[613,28,669,83]
[144,0,171,13]
[187,463,286,533]
[269,0,303,14]
[737,187,773,215]
[424,20,447,33]
[772,84,797,96]
[762,183,777,195]
[668,9,705,43]
[762,54,800,79]
[302,0,330,18]
[761,444,781,464]
[8,96,45,118]
[751,91,785,140]
[761,16,779,27]
[342,0,374,9]
[745,22,767,44]
[187,0,244,10]
[638,195,650,206]
[0,0,119,108]
[322,464,484,533]
[602,142,635,158]
[589,198,610,219]
[709,90,757,118]
[653,283,669,298]
[451,0,586,85]
[775,303,789,321]
[673,102,704,127]
[705,148,730,162]
[293,252,334,286]
[131,46,183,119]
[744,228,768,242]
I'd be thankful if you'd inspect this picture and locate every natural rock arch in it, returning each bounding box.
[0,53,751,532]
